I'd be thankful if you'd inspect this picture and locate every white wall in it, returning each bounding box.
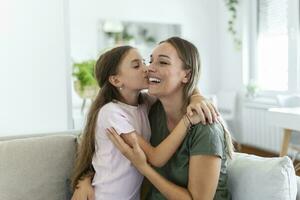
[0,0,72,136]
[0,0,243,136]
[182,0,220,94]
[216,1,243,92]
[69,0,220,94]
[213,1,244,142]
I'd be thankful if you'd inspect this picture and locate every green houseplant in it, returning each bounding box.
[224,0,242,50]
[72,60,99,100]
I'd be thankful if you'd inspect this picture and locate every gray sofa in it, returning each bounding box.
[0,132,299,200]
[0,132,77,200]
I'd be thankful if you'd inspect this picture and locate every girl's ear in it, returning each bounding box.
[109,75,122,88]
[182,70,191,83]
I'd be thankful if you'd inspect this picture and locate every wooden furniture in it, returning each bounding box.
[268,107,300,156]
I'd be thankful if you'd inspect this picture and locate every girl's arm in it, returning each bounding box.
[108,93,218,167]
[110,114,192,167]
[107,131,221,200]
[143,89,219,124]
[188,88,219,124]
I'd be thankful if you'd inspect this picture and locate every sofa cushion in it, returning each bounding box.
[228,153,297,200]
[0,134,77,200]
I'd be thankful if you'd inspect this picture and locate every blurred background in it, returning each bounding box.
[0,0,299,160]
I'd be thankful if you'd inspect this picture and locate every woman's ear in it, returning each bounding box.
[182,70,191,83]
[109,75,122,87]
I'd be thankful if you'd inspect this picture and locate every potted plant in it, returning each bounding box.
[224,0,242,50]
[246,80,260,98]
[72,60,99,100]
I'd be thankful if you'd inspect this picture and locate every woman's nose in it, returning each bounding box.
[148,63,156,72]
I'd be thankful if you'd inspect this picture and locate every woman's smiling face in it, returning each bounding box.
[148,42,190,98]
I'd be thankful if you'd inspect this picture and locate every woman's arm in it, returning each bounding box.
[187,155,221,199]
[140,155,221,200]
[107,131,221,200]
[71,175,95,200]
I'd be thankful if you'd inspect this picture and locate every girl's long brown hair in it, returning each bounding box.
[71,45,133,190]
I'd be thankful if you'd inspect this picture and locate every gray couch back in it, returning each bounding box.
[0,133,299,200]
[0,134,77,200]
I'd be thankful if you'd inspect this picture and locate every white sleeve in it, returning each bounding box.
[100,108,135,135]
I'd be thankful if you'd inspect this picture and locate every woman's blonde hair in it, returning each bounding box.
[160,37,234,158]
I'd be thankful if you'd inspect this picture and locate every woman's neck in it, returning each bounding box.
[160,93,185,126]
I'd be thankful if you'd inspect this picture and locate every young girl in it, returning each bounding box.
[71,45,217,200]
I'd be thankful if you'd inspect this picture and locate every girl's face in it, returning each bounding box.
[116,48,148,92]
[148,42,189,97]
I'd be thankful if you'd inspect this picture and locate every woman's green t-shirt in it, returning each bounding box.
[144,101,231,200]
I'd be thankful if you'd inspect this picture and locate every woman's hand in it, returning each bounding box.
[71,177,95,200]
[106,128,148,172]
[187,96,219,124]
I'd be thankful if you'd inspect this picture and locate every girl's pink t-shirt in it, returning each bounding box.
[92,100,151,200]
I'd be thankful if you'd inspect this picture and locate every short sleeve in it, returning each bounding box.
[99,105,135,135]
[188,122,225,158]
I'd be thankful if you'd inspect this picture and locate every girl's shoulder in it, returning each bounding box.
[100,101,120,111]
[98,102,125,118]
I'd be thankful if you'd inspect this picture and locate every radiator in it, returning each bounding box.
[242,103,283,153]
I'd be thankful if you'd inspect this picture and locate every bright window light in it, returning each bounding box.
[257,34,288,91]
[257,0,289,91]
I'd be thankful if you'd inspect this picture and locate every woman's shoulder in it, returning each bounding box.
[191,121,224,138]
[188,122,225,157]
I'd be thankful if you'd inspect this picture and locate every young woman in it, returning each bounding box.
[107,37,234,200]
[70,45,218,200]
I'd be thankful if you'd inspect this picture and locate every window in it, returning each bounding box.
[257,0,289,91]
[248,0,300,93]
